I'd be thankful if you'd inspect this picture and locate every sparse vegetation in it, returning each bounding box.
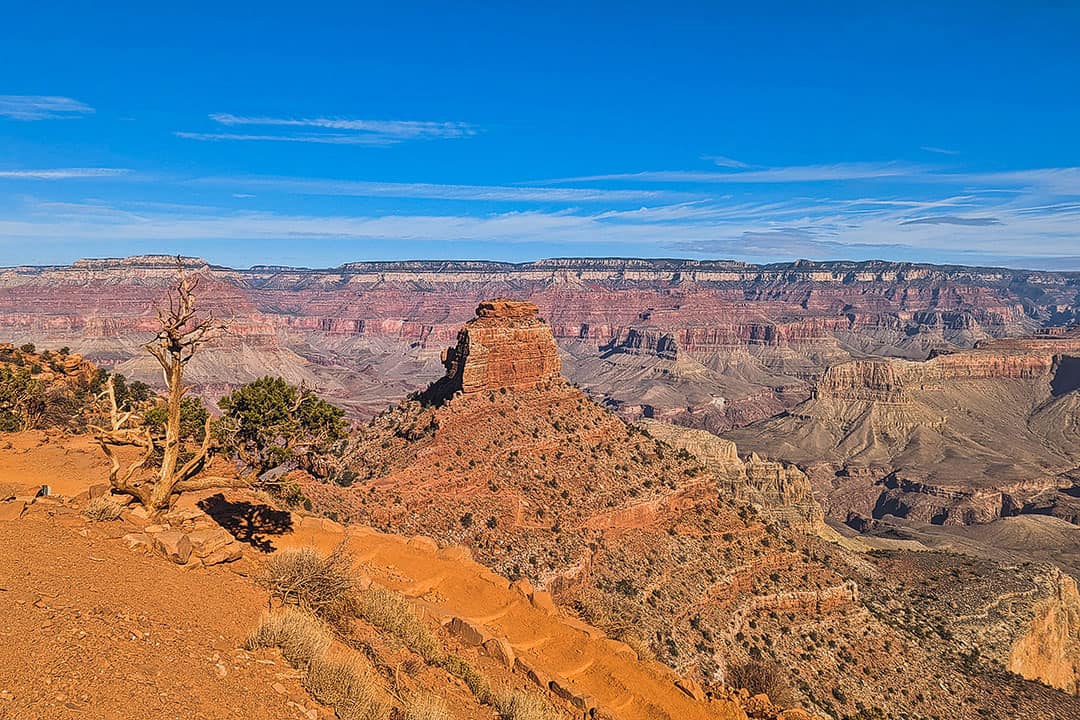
[402,692,451,720]
[245,607,333,666]
[82,495,124,521]
[258,543,356,629]
[304,649,387,720]
[352,584,444,663]
[495,690,561,720]
[728,659,793,706]
[247,609,387,720]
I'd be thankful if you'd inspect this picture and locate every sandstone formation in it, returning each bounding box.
[438,299,562,396]
[639,419,824,528]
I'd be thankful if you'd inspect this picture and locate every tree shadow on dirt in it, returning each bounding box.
[197,493,293,552]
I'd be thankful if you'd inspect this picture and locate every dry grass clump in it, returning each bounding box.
[305,649,388,720]
[353,584,494,706]
[401,692,451,720]
[82,495,124,521]
[353,585,446,664]
[244,607,333,666]
[495,690,561,720]
[259,543,356,628]
[445,654,493,705]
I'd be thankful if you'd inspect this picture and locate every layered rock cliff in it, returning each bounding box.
[731,333,1080,528]
[638,419,824,528]
[1,255,1076,428]
[439,299,562,395]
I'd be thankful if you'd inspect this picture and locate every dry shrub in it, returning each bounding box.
[353,585,445,664]
[495,690,561,720]
[82,495,124,522]
[402,692,451,720]
[259,543,356,628]
[304,650,388,720]
[727,659,793,705]
[244,607,332,666]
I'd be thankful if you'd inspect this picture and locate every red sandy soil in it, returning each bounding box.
[0,431,783,720]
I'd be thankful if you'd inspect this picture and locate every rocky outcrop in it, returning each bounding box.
[437,299,562,395]
[1008,570,1080,695]
[638,419,824,528]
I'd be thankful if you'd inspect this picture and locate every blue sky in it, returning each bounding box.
[2,1,1080,269]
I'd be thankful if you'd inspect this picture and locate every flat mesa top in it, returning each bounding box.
[474,299,540,319]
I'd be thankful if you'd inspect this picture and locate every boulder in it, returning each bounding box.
[186,527,234,558]
[675,676,705,701]
[529,590,557,614]
[122,533,151,552]
[200,542,243,566]
[482,637,515,669]
[152,530,192,564]
[445,616,488,646]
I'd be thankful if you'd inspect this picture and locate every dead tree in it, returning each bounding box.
[92,257,241,511]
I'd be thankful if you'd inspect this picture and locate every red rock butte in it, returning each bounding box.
[440,299,562,394]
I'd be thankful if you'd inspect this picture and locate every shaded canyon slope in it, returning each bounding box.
[727,333,1080,540]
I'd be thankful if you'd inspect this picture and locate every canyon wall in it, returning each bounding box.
[1,256,1076,428]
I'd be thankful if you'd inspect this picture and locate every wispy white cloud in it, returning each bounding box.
[175,131,400,145]
[920,146,959,155]
[0,167,130,179]
[3,184,1080,269]
[209,113,475,139]
[0,96,94,120]
[703,155,751,169]
[194,174,683,203]
[542,162,928,185]
[177,113,477,146]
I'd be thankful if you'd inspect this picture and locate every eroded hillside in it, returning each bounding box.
[293,300,1080,719]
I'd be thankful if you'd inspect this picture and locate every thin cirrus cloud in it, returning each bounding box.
[899,215,1003,226]
[0,95,94,120]
[0,167,130,179]
[920,146,959,155]
[541,161,929,185]
[702,154,751,169]
[176,113,477,145]
[197,174,685,203]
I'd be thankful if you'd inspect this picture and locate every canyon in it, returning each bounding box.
[3,255,1080,717]
[291,301,1080,717]
[1,255,1077,426]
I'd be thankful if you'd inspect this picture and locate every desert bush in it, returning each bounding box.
[0,366,47,431]
[217,376,348,476]
[495,690,561,720]
[304,649,387,720]
[82,496,124,521]
[352,583,497,705]
[727,659,793,705]
[244,607,333,666]
[402,692,451,720]
[259,544,356,628]
[352,584,445,664]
